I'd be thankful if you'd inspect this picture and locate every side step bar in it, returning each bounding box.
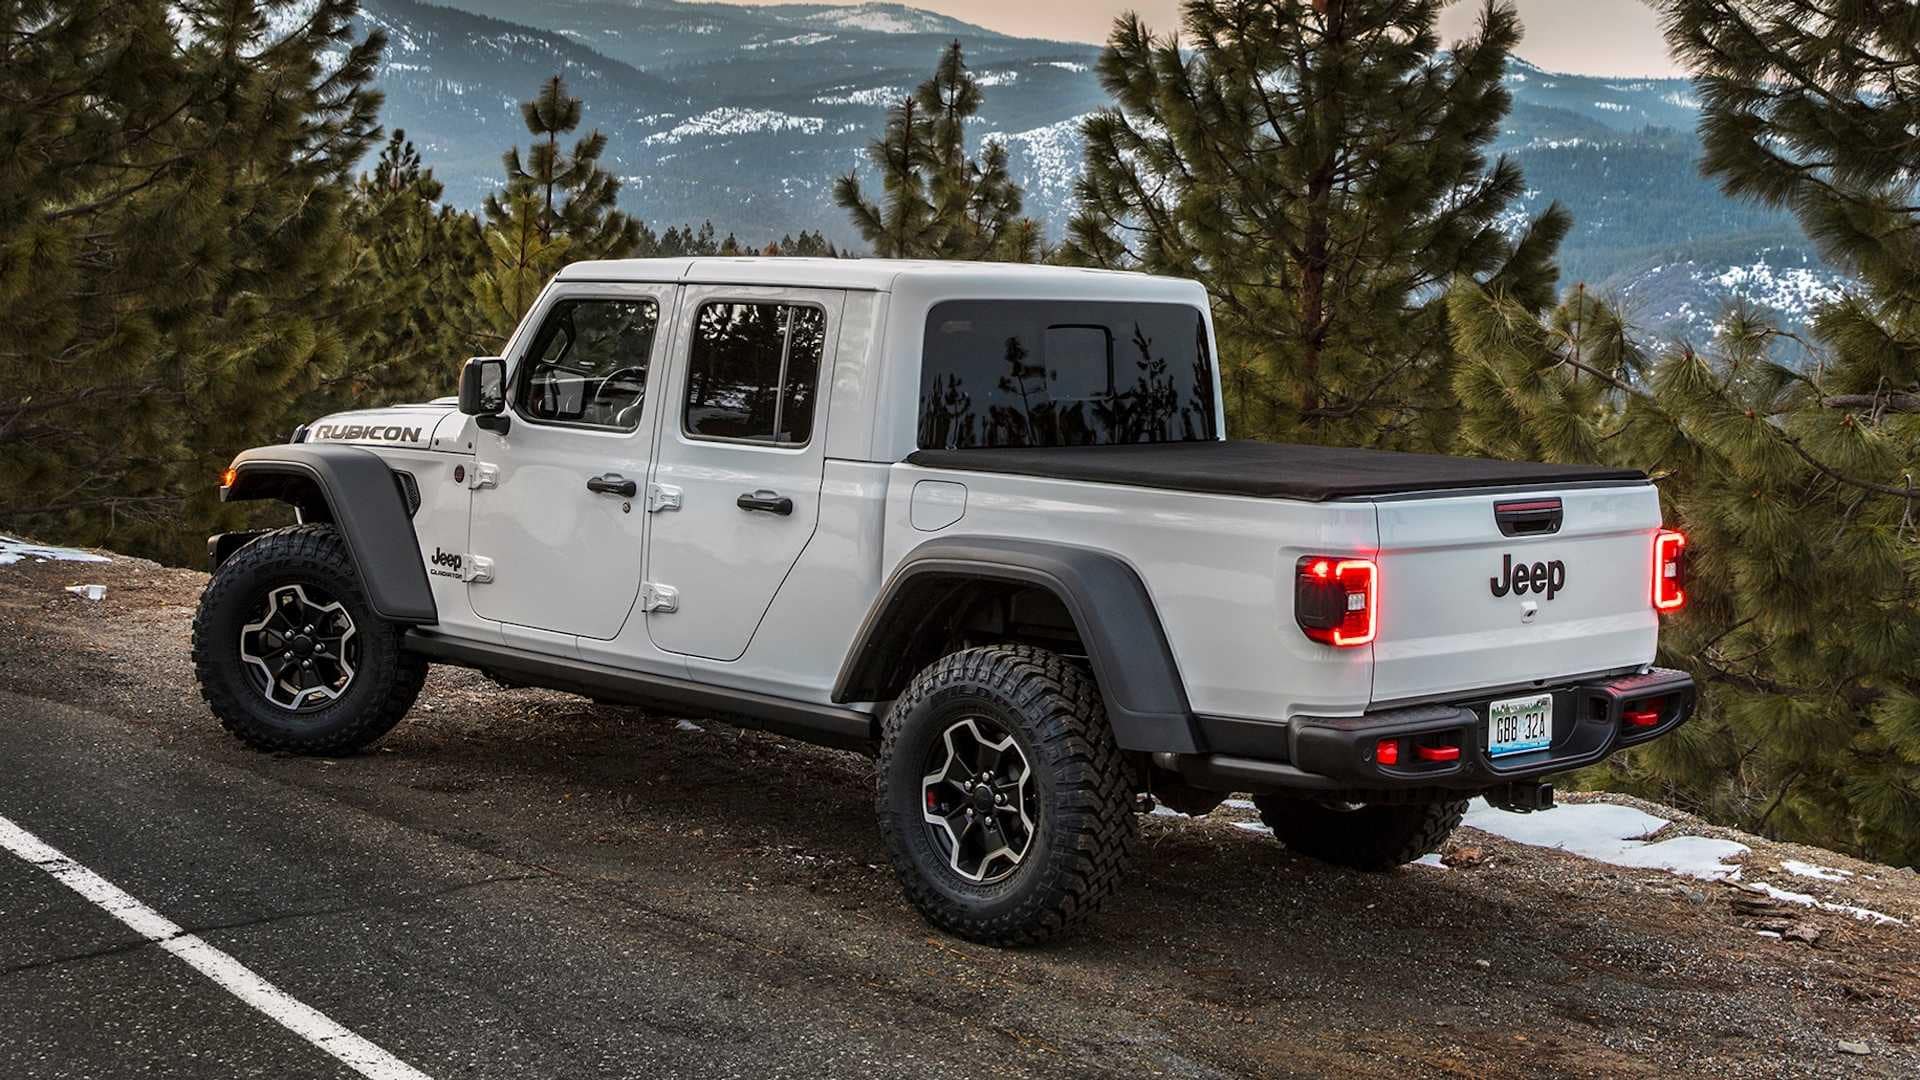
[403,631,876,754]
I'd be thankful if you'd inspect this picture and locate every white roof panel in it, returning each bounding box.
[554,257,1205,302]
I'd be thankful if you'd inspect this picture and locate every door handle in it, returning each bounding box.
[586,473,638,498]
[736,489,793,515]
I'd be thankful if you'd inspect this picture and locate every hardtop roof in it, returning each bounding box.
[553,256,1205,301]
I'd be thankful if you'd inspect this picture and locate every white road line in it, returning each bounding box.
[0,813,434,1080]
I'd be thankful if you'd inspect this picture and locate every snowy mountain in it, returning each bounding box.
[351,0,1848,339]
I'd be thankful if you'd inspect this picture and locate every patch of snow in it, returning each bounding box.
[812,85,904,108]
[1593,101,1630,113]
[1149,804,1187,818]
[1,537,111,567]
[1046,61,1088,73]
[64,584,107,601]
[979,112,1096,212]
[1781,859,1852,882]
[1232,821,1273,836]
[641,108,825,146]
[1462,799,1750,881]
[1413,853,1449,870]
[974,70,1018,88]
[674,719,705,733]
[1749,881,1903,926]
[743,32,835,50]
[1662,91,1701,109]
[1221,798,1257,811]
[800,4,950,34]
[1704,258,1845,317]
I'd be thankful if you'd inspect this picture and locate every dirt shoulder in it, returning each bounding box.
[3,542,1918,1078]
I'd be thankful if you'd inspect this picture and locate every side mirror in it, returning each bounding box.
[459,356,506,414]
[458,357,510,433]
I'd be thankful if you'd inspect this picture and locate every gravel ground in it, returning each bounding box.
[2,544,1918,1078]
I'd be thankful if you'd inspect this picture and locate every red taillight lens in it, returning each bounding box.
[1374,738,1400,766]
[1652,530,1686,612]
[1296,555,1378,646]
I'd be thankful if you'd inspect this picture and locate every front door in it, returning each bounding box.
[645,286,844,661]
[468,282,676,640]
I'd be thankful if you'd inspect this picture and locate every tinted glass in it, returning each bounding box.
[683,302,825,444]
[516,299,658,429]
[918,301,1218,449]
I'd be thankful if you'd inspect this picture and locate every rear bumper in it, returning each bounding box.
[1162,667,1695,796]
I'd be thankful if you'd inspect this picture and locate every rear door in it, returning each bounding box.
[643,285,844,661]
[1369,484,1663,705]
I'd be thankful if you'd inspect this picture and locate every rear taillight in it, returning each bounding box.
[1652,530,1686,612]
[1296,556,1377,647]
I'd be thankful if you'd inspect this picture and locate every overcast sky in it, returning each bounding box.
[702,1,1682,77]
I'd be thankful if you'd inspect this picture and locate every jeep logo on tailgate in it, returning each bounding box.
[1490,553,1566,600]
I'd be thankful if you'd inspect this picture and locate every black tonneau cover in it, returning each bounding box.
[906,441,1646,502]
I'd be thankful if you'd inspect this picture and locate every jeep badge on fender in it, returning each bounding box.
[1490,553,1566,600]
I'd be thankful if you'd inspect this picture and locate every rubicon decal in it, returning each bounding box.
[311,423,423,443]
[1490,553,1566,600]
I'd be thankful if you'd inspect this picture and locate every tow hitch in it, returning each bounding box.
[1487,781,1555,813]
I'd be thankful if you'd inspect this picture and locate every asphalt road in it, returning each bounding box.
[0,689,1198,1080]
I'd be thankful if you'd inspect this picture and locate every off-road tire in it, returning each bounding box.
[192,524,426,754]
[876,645,1138,946]
[1253,795,1468,871]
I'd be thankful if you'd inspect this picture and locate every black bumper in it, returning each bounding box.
[1164,667,1696,796]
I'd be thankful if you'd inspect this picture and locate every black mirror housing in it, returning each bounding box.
[458,357,506,416]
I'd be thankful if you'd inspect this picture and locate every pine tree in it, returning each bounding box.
[472,187,571,345]
[0,0,385,563]
[1060,0,1569,447]
[475,75,637,339]
[835,41,1044,261]
[315,131,486,416]
[492,75,640,259]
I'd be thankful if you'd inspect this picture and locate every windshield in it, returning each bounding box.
[917,300,1218,450]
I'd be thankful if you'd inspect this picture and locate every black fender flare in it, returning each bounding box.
[832,537,1199,753]
[217,444,438,625]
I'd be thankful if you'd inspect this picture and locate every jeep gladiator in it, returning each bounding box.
[196,258,1695,944]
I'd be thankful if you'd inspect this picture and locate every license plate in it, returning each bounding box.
[1488,693,1553,757]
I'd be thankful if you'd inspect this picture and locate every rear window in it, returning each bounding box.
[917,300,1218,449]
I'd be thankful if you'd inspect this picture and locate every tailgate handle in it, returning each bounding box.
[1494,498,1563,537]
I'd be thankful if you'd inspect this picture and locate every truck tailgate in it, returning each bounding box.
[1370,485,1663,706]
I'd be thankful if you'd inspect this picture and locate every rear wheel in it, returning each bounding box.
[192,524,426,754]
[1253,795,1468,870]
[876,645,1137,946]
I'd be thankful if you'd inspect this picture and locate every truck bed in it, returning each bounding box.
[906,441,1646,501]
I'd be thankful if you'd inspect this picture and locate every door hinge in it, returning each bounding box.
[461,555,495,584]
[646,482,682,513]
[641,582,678,613]
[468,462,499,490]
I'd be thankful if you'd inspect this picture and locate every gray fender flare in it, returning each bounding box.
[832,537,1199,753]
[219,444,438,625]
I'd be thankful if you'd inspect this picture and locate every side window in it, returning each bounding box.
[682,302,826,445]
[515,298,659,430]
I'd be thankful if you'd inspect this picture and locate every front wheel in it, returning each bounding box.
[876,645,1138,946]
[1253,795,1468,870]
[192,524,426,754]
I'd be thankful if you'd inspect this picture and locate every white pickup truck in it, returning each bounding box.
[196,258,1694,944]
